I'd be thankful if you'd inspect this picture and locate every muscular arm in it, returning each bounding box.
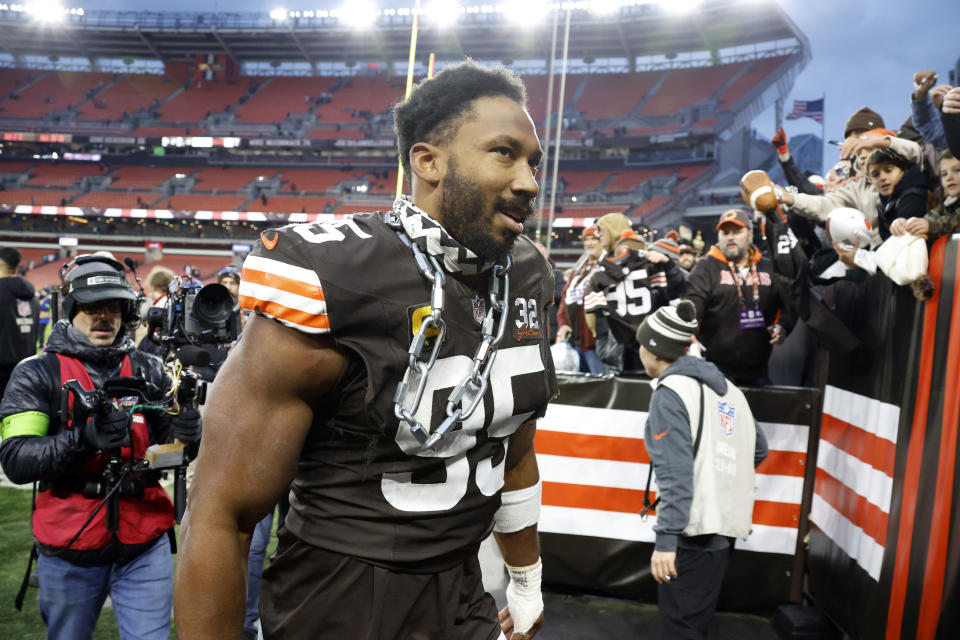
[173,314,345,639]
[493,420,541,567]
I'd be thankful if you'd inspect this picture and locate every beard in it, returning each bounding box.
[439,158,534,264]
[722,242,746,263]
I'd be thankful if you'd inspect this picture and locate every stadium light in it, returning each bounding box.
[269,7,288,21]
[25,0,66,21]
[589,0,621,15]
[335,1,377,29]
[426,1,460,26]
[502,0,548,26]
[662,0,703,14]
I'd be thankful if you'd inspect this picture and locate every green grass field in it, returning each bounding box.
[0,485,279,638]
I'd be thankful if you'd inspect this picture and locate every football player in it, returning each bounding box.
[584,230,684,373]
[174,61,556,640]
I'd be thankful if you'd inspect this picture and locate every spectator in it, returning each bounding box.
[534,242,565,344]
[941,87,960,158]
[866,148,928,241]
[0,247,39,395]
[824,160,852,193]
[593,212,634,372]
[892,150,960,241]
[684,210,790,386]
[557,227,604,374]
[677,244,697,275]
[770,126,822,195]
[777,108,924,239]
[136,265,175,354]
[584,230,683,373]
[637,299,768,640]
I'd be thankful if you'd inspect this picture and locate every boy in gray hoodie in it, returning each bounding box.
[636,299,768,639]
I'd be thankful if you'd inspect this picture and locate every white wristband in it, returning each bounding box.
[505,558,543,635]
[493,480,541,533]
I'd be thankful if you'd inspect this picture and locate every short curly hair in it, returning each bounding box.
[393,59,527,178]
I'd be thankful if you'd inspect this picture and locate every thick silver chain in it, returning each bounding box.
[386,213,512,452]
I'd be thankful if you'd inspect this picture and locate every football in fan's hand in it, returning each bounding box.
[826,207,872,250]
[740,170,779,212]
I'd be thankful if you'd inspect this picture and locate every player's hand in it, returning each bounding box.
[650,550,678,584]
[556,325,572,342]
[768,323,786,345]
[889,218,908,236]
[943,87,960,114]
[904,217,930,237]
[499,606,544,639]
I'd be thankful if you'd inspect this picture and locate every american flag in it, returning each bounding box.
[785,98,824,124]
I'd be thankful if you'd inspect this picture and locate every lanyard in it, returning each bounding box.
[726,259,761,311]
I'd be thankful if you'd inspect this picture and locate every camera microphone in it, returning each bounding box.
[176,345,212,368]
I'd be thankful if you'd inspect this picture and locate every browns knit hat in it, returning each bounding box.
[844,106,885,138]
[635,299,699,362]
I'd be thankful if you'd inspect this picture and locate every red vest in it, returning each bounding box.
[32,353,175,550]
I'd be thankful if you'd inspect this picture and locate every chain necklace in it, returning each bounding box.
[385,212,512,452]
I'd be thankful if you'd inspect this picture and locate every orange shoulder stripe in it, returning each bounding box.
[241,266,325,301]
[239,295,330,331]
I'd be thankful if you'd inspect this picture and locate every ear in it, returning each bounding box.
[409,142,443,187]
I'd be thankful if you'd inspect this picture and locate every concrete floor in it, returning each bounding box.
[480,536,780,640]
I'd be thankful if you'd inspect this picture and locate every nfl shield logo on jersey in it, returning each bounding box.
[17,300,31,317]
[473,296,485,324]
[717,401,736,436]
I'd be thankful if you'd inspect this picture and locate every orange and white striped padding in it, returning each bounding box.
[238,254,330,334]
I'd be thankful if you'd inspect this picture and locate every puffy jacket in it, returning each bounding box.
[0,276,39,366]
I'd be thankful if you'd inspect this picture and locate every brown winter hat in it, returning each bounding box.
[844,107,885,138]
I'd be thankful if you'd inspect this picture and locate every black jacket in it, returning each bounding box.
[0,276,39,366]
[0,320,175,486]
[943,111,960,159]
[876,166,928,240]
[683,246,790,383]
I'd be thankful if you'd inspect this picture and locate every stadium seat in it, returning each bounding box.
[234,76,337,123]
[76,73,183,121]
[576,71,661,119]
[156,78,258,122]
[161,194,248,211]
[314,76,405,122]
[604,168,674,194]
[26,163,107,188]
[638,63,745,117]
[0,71,113,119]
[192,168,278,192]
[108,166,186,190]
[0,189,76,206]
[71,192,161,209]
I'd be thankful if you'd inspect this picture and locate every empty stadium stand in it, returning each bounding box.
[0,71,113,119]
[155,78,257,122]
[160,194,247,211]
[604,168,675,194]
[234,76,337,123]
[314,75,404,122]
[638,63,744,117]
[26,163,107,188]
[71,192,160,209]
[77,73,185,121]
[576,71,662,119]
[0,189,75,206]
[192,168,277,192]
[107,166,184,190]
[253,196,338,213]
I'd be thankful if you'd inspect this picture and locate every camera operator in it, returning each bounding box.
[0,255,201,640]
